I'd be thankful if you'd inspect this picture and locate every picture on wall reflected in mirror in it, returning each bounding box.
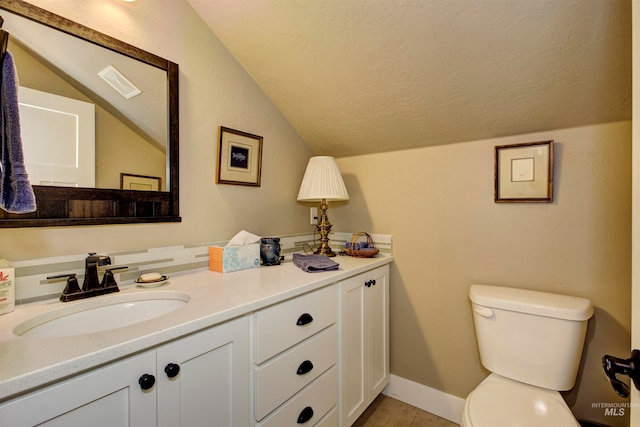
[121,173,161,191]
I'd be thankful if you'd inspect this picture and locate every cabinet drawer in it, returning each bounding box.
[315,406,337,427]
[256,366,337,427]
[255,325,337,420]
[254,284,337,364]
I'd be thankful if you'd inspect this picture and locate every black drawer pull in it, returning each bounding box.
[296,360,314,375]
[297,406,314,424]
[296,313,313,326]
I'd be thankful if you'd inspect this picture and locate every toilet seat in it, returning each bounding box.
[463,374,579,427]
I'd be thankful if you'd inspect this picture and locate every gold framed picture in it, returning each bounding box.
[216,126,263,187]
[495,140,554,203]
[120,173,161,191]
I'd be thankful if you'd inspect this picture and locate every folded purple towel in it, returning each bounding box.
[292,253,339,273]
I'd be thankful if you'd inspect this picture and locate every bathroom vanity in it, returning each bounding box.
[0,255,391,426]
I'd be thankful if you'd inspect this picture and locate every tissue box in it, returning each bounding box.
[209,244,260,273]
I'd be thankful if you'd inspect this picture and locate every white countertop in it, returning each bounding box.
[0,255,392,401]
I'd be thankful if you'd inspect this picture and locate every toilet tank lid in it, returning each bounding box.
[469,284,594,321]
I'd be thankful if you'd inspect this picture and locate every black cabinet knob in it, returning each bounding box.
[297,406,314,424]
[296,313,314,326]
[138,373,156,391]
[165,363,181,378]
[296,360,314,375]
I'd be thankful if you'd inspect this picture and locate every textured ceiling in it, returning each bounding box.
[187,0,631,158]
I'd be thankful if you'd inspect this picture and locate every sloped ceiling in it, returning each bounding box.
[188,0,631,158]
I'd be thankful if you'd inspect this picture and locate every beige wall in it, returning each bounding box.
[334,121,631,426]
[0,0,314,260]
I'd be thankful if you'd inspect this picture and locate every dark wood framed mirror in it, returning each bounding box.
[0,0,179,227]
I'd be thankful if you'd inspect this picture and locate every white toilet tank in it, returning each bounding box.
[469,284,593,391]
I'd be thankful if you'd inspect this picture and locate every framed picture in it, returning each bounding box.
[495,140,554,203]
[120,173,161,191]
[216,126,263,186]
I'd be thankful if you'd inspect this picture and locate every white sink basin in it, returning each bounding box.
[14,291,190,338]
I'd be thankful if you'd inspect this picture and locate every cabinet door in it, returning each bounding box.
[0,351,156,427]
[340,273,367,426]
[366,266,390,398]
[339,264,390,427]
[157,315,250,427]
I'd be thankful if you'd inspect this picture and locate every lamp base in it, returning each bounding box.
[313,246,337,257]
[314,199,337,257]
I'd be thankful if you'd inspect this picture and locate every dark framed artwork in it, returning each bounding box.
[495,140,554,203]
[216,127,263,186]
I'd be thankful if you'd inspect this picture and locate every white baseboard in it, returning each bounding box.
[383,374,465,425]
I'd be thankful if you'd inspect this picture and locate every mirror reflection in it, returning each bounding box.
[3,9,168,191]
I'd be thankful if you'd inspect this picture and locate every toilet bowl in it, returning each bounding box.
[461,374,579,427]
[464,284,593,427]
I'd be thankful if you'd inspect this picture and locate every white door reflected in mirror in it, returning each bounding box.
[19,86,95,188]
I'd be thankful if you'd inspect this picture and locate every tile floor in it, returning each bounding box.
[353,394,460,427]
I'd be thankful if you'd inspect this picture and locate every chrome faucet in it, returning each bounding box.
[47,253,127,302]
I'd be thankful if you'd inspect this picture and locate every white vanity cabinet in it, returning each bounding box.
[0,257,393,427]
[0,315,250,427]
[253,284,338,426]
[339,265,390,427]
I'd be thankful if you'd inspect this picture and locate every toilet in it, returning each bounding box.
[462,284,594,427]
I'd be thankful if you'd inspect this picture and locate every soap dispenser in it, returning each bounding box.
[0,255,15,315]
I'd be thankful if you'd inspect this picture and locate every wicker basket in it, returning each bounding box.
[344,232,379,258]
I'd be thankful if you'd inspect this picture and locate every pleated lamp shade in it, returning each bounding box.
[297,156,349,202]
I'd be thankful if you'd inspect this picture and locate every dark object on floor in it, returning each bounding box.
[579,420,610,427]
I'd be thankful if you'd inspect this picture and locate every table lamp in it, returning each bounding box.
[297,156,349,257]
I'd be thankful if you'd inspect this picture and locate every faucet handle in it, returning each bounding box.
[100,266,127,289]
[48,273,82,302]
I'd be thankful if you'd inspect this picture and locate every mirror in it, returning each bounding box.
[0,0,179,227]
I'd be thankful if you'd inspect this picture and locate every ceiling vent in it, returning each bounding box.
[98,65,142,99]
